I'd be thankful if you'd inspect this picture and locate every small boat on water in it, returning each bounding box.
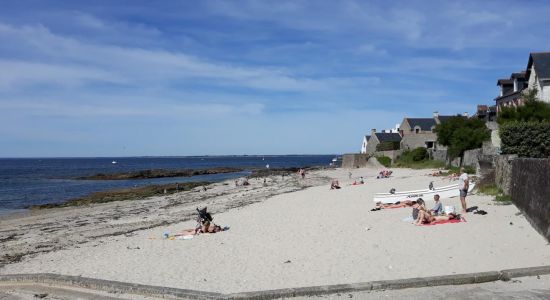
[373,182,475,204]
[111,161,118,164]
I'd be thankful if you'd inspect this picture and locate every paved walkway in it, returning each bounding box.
[296,275,550,300]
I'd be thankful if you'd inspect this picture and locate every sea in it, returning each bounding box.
[0,155,336,216]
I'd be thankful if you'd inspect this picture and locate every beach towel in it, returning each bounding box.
[420,218,465,226]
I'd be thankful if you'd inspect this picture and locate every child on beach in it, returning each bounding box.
[431,194,443,215]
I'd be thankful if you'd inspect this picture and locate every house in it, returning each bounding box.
[399,112,455,150]
[494,52,550,112]
[364,129,402,155]
[474,105,497,122]
[494,71,528,112]
[526,52,550,103]
[360,124,399,154]
[360,135,370,154]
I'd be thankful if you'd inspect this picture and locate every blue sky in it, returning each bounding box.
[1,0,549,157]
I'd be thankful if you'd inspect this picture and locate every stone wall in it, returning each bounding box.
[462,148,483,168]
[429,149,447,163]
[509,158,550,242]
[341,153,370,169]
[374,150,403,162]
[495,155,517,195]
[400,133,436,150]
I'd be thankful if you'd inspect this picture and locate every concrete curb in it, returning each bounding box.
[0,273,223,299]
[1,266,550,300]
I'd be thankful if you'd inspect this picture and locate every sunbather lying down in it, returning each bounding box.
[415,211,460,226]
[372,200,417,210]
[176,224,228,236]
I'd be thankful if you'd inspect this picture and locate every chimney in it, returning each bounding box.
[433,111,439,118]
[381,129,386,133]
[371,128,376,134]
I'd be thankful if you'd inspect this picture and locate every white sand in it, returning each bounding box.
[2,167,549,294]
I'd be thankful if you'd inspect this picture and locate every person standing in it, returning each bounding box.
[458,167,469,213]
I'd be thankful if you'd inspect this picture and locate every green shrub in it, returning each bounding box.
[376,141,400,151]
[394,149,445,169]
[500,122,550,158]
[495,194,512,203]
[410,147,428,161]
[376,156,392,167]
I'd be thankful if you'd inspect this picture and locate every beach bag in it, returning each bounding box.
[444,206,455,215]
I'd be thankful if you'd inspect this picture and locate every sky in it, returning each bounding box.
[1,0,549,157]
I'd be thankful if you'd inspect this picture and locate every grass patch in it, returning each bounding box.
[375,156,392,168]
[30,181,211,209]
[477,183,501,196]
[393,159,446,169]
[495,194,512,203]
[444,166,476,175]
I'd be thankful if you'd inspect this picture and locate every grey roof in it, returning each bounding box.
[405,118,436,131]
[511,71,526,79]
[436,115,456,123]
[527,52,550,80]
[374,132,402,142]
[497,79,513,86]
[494,90,522,103]
[364,135,371,141]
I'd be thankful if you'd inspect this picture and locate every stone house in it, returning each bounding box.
[364,129,402,155]
[399,112,454,150]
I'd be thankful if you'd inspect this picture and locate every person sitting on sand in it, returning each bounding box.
[360,176,364,184]
[431,194,443,215]
[242,178,250,186]
[414,198,460,225]
[330,179,341,189]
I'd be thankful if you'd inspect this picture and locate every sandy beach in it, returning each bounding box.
[1,166,549,294]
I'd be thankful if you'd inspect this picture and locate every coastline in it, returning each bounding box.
[1,167,548,294]
[0,169,331,267]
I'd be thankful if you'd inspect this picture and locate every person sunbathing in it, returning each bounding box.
[414,199,460,225]
[373,200,416,210]
[176,224,227,236]
[415,210,460,225]
[427,170,443,176]
[446,172,459,181]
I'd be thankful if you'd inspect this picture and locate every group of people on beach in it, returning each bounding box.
[373,194,460,225]
[377,170,392,179]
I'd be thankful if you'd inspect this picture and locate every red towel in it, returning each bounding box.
[421,218,465,226]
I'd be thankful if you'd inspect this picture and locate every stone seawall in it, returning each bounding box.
[342,154,370,169]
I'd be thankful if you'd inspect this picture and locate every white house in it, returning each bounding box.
[526,52,550,103]
[360,124,399,153]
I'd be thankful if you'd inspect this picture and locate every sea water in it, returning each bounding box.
[0,155,334,215]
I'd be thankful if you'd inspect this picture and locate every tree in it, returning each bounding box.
[434,115,490,165]
[498,88,550,124]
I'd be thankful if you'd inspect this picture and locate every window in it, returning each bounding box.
[415,128,420,134]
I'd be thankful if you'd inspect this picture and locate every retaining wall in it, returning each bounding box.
[341,154,370,169]
[509,158,550,242]
[495,155,517,195]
